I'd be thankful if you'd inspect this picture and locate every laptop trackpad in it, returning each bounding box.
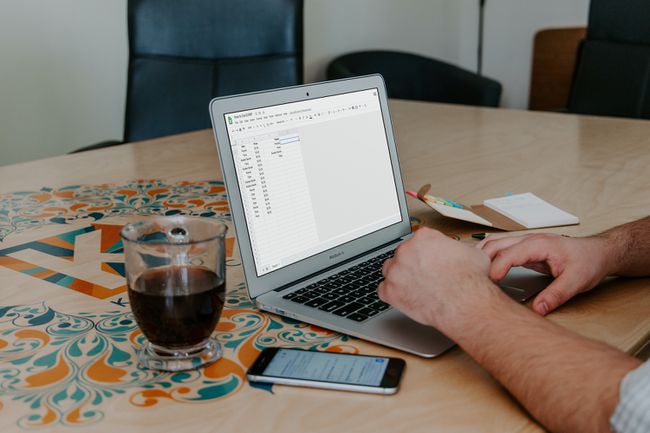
[499,266,552,302]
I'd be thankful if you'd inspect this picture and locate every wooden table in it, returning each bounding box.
[1,100,649,433]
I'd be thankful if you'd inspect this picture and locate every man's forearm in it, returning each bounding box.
[599,216,650,277]
[442,285,641,433]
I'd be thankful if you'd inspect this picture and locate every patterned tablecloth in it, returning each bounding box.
[0,180,359,430]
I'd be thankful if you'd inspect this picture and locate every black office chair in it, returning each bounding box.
[568,0,650,119]
[327,51,502,107]
[74,0,303,152]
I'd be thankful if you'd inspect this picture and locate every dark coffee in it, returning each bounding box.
[128,266,225,349]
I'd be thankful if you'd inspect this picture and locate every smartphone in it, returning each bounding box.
[246,347,405,395]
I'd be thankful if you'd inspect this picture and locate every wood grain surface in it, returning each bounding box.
[1,100,649,433]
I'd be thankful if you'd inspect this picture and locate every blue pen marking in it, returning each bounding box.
[444,199,463,209]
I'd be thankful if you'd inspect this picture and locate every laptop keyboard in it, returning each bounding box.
[282,250,394,323]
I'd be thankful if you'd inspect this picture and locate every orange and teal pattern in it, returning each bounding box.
[0,179,230,242]
[0,286,358,429]
[0,222,236,301]
[0,224,127,299]
[0,180,359,429]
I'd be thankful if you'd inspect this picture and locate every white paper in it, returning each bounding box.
[484,193,579,229]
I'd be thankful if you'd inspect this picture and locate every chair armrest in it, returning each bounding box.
[69,140,124,154]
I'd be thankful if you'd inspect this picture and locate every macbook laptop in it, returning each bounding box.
[209,75,549,357]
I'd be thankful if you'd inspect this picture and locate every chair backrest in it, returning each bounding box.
[125,0,303,142]
[587,0,650,44]
[568,0,650,118]
[327,51,502,107]
[529,28,586,111]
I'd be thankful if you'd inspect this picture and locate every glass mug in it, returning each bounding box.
[121,216,227,371]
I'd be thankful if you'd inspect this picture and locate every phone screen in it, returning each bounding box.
[263,349,389,386]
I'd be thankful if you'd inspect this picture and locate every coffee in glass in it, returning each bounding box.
[121,216,227,371]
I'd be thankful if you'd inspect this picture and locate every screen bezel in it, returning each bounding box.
[209,75,411,299]
[246,347,405,389]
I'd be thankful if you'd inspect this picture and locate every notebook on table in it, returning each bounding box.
[412,184,579,231]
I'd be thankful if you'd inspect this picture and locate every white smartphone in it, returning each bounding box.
[246,348,405,395]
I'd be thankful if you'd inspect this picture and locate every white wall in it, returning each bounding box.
[0,0,590,167]
[478,0,590,109]
[0,0,128,164]
[304,0,464,83]
[304,0,592,109]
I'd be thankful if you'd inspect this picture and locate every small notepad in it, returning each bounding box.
[483,193,579,229]
[410,184,580,231]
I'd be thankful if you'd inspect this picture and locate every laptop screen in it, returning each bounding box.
[224,88,402,277]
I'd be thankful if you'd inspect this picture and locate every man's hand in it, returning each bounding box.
[477,233,615,315]
[379,224,645,433]
[378,227,497,333]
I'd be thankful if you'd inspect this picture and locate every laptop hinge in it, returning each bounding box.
[273,238,404,293]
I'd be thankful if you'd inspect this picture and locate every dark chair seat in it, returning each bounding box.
[327,50,502,107]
